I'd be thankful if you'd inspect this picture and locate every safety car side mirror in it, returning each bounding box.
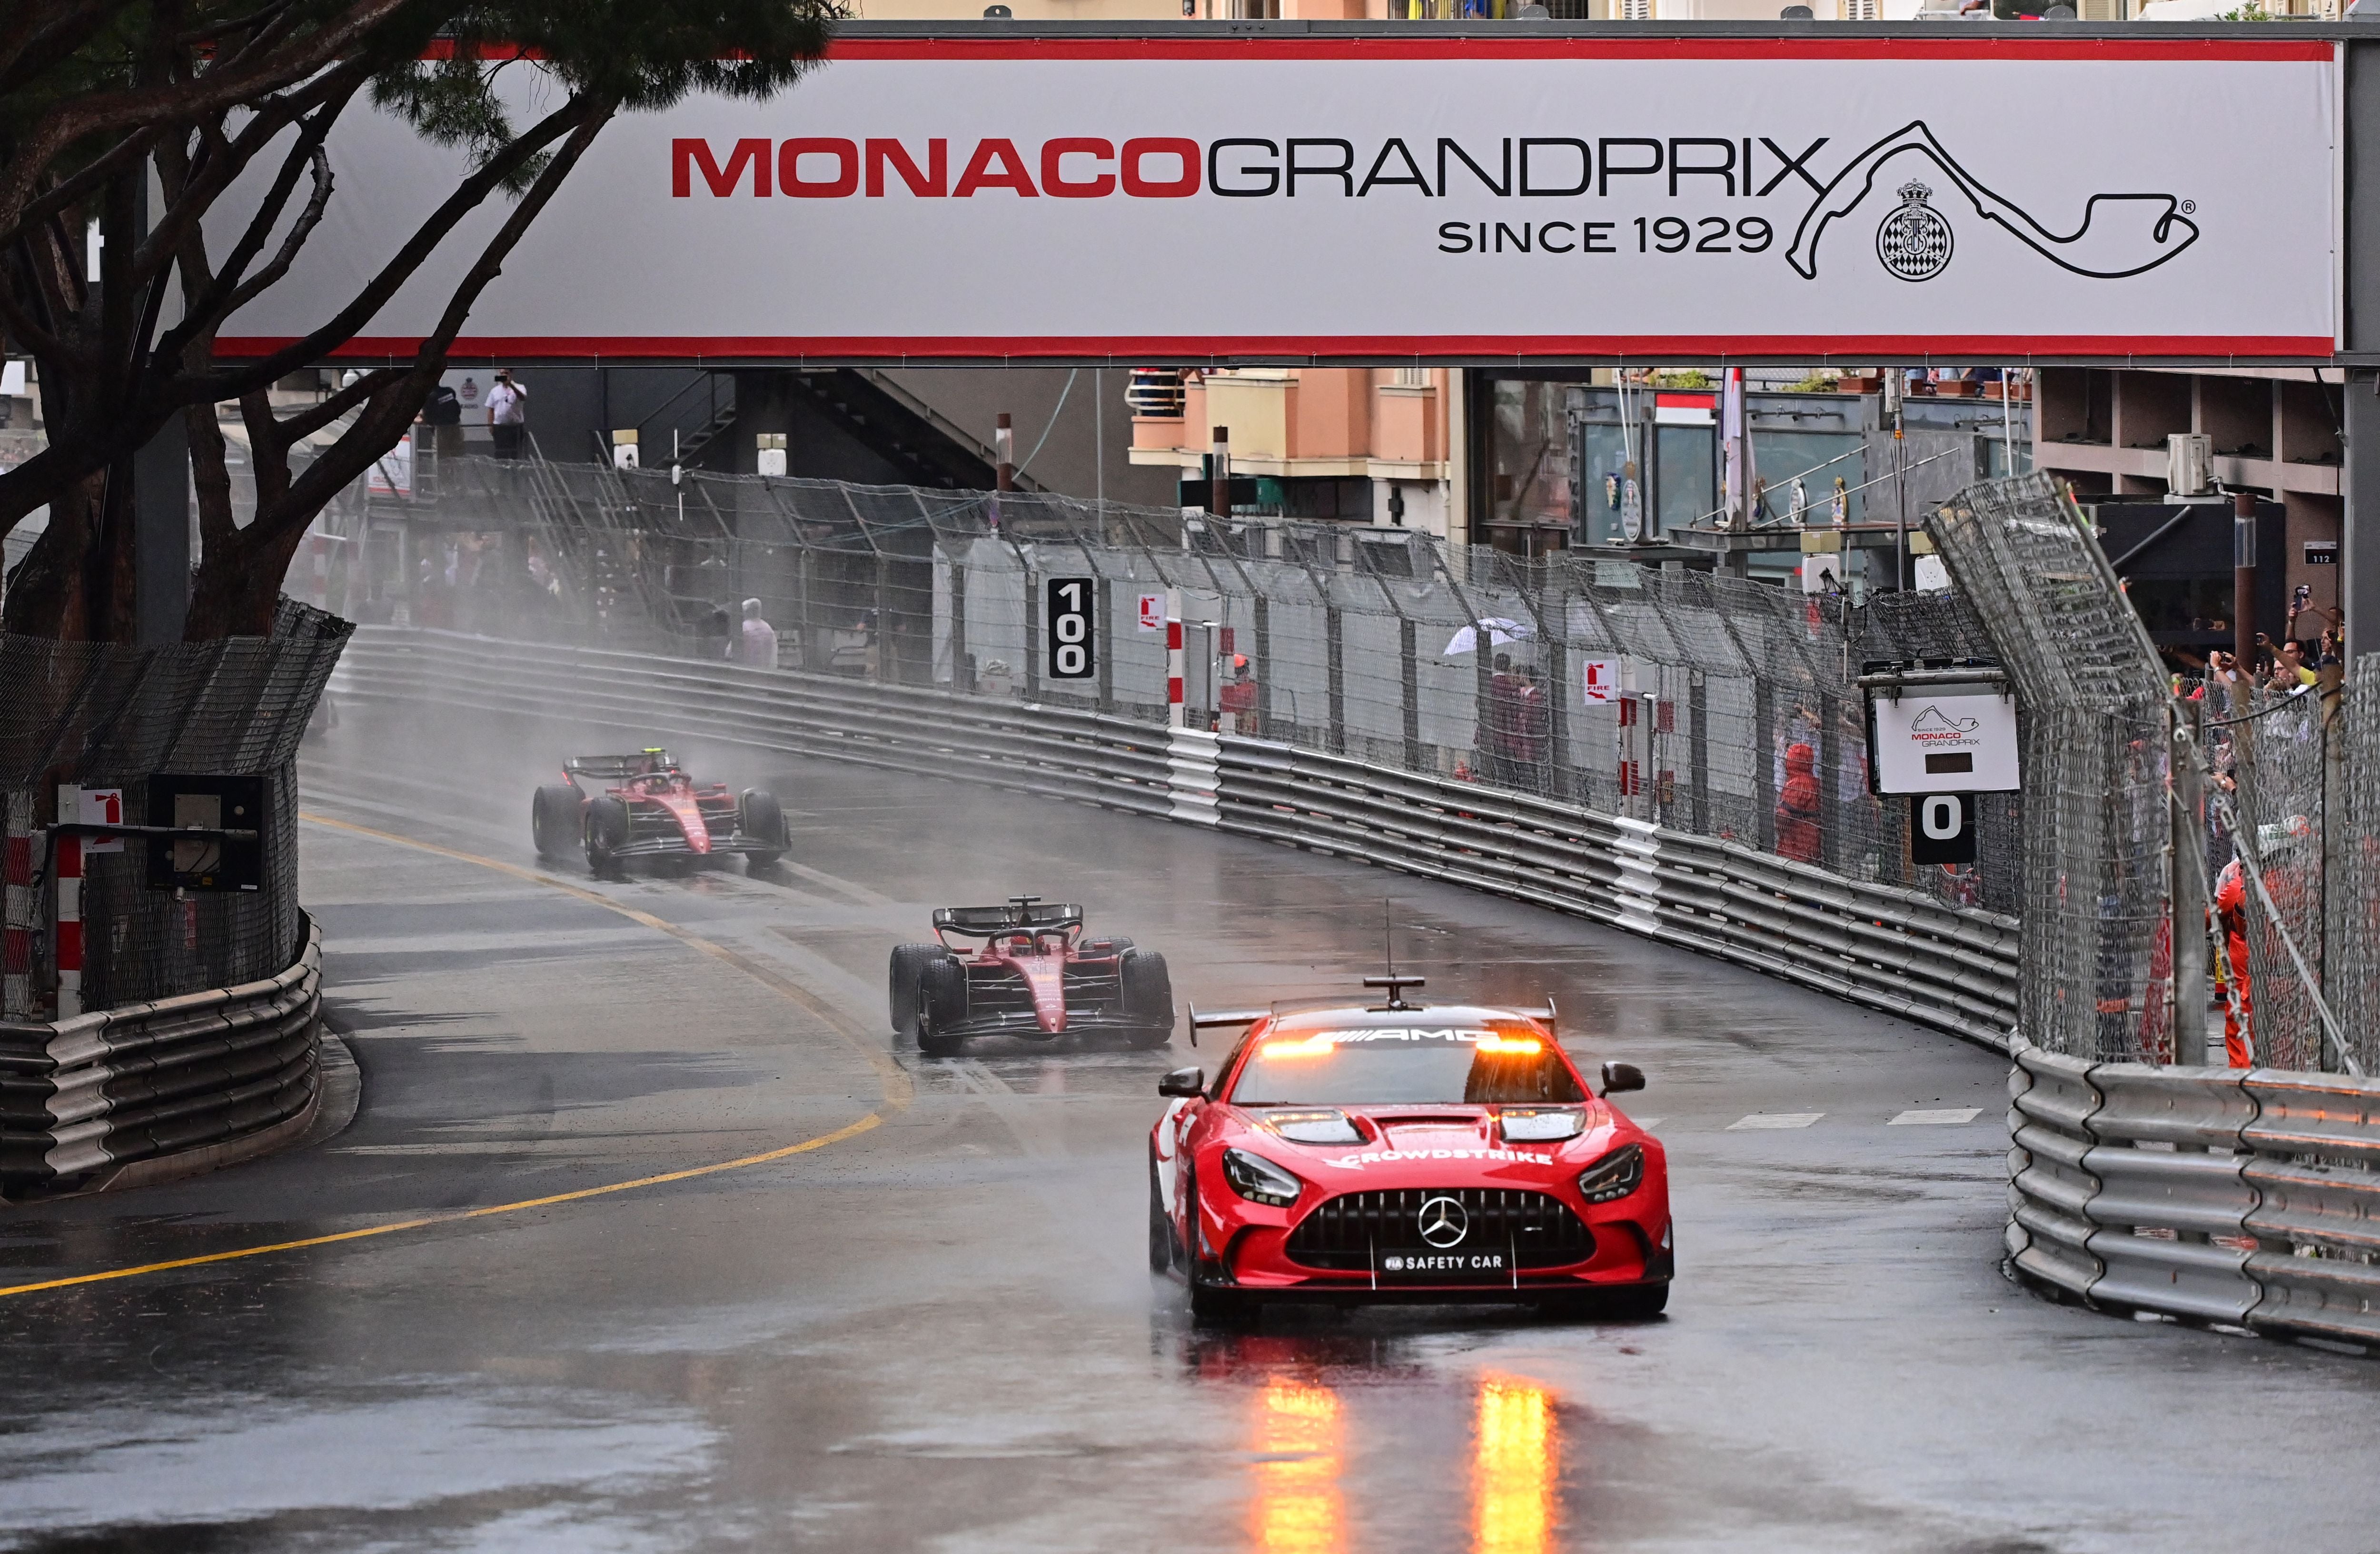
[1159,1067,1207,1098]
[1600,1061,1646,1097]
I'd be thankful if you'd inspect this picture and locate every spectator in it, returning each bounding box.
[1484,652,1524,786]
[1219,654,1260,736]
[1776,742,1821,863]
[695,606,732,661]
[486,369,528,459]
[734,598,777,667]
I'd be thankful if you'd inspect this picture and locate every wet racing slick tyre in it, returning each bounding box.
[584,796,630,876]
[739,788,787,868]
[1120,948,1174,1049]
[916,955,970,1056]
[1148,1145,1174,1273]
[531,786,580,860]
[888,943,952,1039]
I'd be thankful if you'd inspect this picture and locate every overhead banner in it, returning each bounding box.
[218,33,2340,363]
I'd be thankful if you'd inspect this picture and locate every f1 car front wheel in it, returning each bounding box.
[889,943,952,1038]
[739,788,787,867]
[531,786,579,861]
[584,796,630,876]
[916,955,969,1056]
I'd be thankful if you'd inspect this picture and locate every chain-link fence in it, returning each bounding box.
[1928,474,2175,1064]
[1,598,348,1015]
[340,455,2019,916]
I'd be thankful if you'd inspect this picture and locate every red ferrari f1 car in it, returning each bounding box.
[530,749,789,874]
[1149,975,1670,1325]
[889,897,1173,1056]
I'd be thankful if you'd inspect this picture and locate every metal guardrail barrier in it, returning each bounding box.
[2007,1037,2380,1345]
[331,628,2020,1052]
[0,916,321,1195]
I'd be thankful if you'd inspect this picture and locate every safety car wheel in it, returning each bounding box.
[1147,1145,1173,1273]
[1121,948,1173,1049]
[916,955,969,1056]
[531,786,579,860]
[888,943,951,1038]
[739,787,787,867]
[1183,1173,1249,1327]
[584,796,630,875]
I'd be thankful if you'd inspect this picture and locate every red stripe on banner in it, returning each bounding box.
[55,920,81,971]
[1168,676,1184,705]
[824,36,2333,65]
[216,335,2342,365]
[3,834,24,887]
[56,834,79,884]
[1168,621,1184,650]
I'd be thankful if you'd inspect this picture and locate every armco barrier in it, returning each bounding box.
[2006,1038,2380,1345]
[0,916,321,1195]
[330,628,2019,1051]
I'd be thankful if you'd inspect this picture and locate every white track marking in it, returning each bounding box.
[1726,1113,1825,1130]
[1889,1107,1984,1126]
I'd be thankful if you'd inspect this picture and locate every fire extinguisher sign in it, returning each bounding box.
[1046,577,1096,681]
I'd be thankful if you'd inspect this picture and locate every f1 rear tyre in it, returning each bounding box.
[916,955,969,1056]
[584,796,630,875]
[531,786,579,860]
[889,943,950,1038]
[739,787,787,867]
[1121,948,1174,1049]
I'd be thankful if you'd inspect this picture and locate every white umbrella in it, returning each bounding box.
[1443,618,1533,657]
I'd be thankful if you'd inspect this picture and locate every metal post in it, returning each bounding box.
[1818,694,1842,872]
[1755,675,1775,852]
[2344,371,2380,663]
[1252,592,1272,737]
[1023,555,1041,705]
[1326,603,1347,755]
[996,412,1014,493]
[134,418,190,644]
[874,552,894,685]
[1210,426,1230,523]
[1096,575,1115,714]
[1167,588,1185,729]
[2235,490,2259,670]
[2172,713,2211,1067]
[1689,669,1709,835]
[949,545,971,693]
[1400,617,1422,772]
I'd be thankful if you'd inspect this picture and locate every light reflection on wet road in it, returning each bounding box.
[1,703,2377,1551]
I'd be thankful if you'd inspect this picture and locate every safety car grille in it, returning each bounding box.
[1284,1188,1593,1272]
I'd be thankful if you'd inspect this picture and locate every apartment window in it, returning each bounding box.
[1392,368,1429,389]
[1229,0,1281,15]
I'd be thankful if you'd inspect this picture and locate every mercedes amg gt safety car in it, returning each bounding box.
[1148,975,1670,1325]
[889,897,1173,1056]
[530,749,789,875]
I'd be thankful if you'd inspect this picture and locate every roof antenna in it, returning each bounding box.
[1363,897,1426,1011]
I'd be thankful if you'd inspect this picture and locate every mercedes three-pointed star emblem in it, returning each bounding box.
[1417,1195,1468,1249]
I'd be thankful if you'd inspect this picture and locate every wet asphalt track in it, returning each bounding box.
[2,701,2377,1553]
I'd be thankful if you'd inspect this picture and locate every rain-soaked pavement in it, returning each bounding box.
[2,703,2376,1552]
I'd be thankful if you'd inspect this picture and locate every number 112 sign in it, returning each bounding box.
[1046,577,1096,680]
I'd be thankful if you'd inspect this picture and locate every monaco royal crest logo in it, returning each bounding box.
[1876,180,1952,282]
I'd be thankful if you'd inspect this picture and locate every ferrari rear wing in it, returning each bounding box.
[565,750,675,781]
[933,899,1085,936]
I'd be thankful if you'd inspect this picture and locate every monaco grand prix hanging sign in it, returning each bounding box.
[217,33,2340,364]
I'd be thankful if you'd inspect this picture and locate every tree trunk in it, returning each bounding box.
[1,469,105,639]
[181,512,311,639]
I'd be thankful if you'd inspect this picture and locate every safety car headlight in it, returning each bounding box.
[1263,1109,1364,1146]
[1500,1108,1585,1143]
[1577,1143,1645,1204]
[1222,1147,1304,1207]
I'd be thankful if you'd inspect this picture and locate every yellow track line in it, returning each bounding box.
[0,1113,880,1299]
[0,810,909,1301]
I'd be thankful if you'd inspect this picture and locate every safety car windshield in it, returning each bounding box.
[1229,1025,1584,1106]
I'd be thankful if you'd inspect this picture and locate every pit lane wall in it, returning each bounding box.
[2006,1038,2380,1346]
[329,627,2020,1051]
[0,917,322,1195]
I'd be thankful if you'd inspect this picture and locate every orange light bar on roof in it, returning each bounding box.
[1476,1034,1542,1056]
[1262,1034,1339,1059]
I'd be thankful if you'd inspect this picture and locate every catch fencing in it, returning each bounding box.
[338,455,2019,918]
[329,628,2021,1051]
[0,599,349,1017]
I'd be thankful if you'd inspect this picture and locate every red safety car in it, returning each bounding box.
[1148,976,1669,1325]
[889,897,1172,1056]
[530,748,788,874]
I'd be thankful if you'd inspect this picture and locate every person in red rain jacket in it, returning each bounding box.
[2213,857,2253,1067]
[1776,742,1822,863]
